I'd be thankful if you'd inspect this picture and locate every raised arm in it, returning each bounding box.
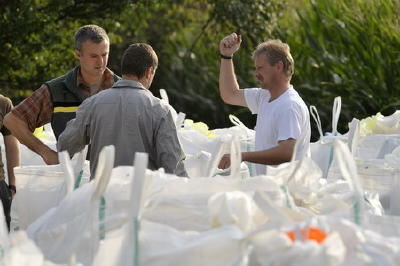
[219,33,247,107]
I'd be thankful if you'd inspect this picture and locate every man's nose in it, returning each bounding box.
[97,56,104,65]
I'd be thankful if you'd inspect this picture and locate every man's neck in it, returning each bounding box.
[122,75,147,88]
[268,81,291,101]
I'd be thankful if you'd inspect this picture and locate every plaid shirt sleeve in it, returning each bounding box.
[11,84,53,132]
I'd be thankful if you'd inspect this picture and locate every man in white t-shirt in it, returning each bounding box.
[218,33,310,175]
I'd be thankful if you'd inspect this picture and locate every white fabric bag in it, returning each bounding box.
[26,146,114,265]
[310,97,347,178]
[1,231,61,266]
[95,154,250,266]
[212,115,256,176]
[356,134,400,160]
[11,147,89,230]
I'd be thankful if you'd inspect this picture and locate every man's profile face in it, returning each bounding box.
[254,53,276,90]
[75,40,109,79]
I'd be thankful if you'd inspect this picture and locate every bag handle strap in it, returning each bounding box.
[229,114,247,129]
[175,112,186,129]
[309,106,323,139]
[73,145,88,184]
[58,151,74,195]
[130,152,149,218]
[91,145,115,202]
[346,118,360,155]
[159,88,169,104]
[206,136,230,177]
[332,96,342,135]
[228,136,242,178]
[333,140,364,225]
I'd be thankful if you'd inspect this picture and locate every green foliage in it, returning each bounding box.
[278,0,400,136]
[0,0,129,101]
[105,0,282,128]
[1,0,399,137]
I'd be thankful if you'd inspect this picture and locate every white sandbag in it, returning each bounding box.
[251,216,400,266]
[356,134,400,160]
[208,191,268,232]
[1,231,61,266]
[178,122,220,156]
[356,159,400,215]
[26,146,114,265]
[250,227,345,266]
[212,115,257,176]
[94,219,246,266]
[11,148,89,230]
[183,151,212,177]
[142,174,287,231]
[309,97,342,176]
[360,110,400,136]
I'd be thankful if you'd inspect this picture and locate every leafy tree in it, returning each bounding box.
[277,0,400,136]
[0,0,129,100]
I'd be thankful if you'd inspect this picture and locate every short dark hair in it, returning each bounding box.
[74,25,109,50]
[121,43,158,78]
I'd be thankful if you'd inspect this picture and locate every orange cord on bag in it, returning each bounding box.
[286,227,327,244]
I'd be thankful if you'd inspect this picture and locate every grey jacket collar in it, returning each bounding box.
[112,79,147,90]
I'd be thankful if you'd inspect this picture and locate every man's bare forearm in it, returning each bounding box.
[242,139,296,165]
[4,135,20,186]
[4,112,58,164]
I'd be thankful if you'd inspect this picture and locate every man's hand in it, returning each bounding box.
[8,185,16,198]
[41,149,59,165]
[219,33,242,57]
[218,154,231,169]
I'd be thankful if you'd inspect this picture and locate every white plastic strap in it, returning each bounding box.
[175,112,186,129]
[91,145,115,202]
[228,136,242,178]
[58,151,74,195]
[73,145,88,178]
[309,105,323,139]
[206,136,230,177]
[332,96,342,135]
[346,118,360,156]
[159,89,169,103]
[229,114,247,129]
[333,140,364,225]
[130,152,149,218]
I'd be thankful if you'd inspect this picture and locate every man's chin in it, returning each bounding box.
[92,69,105,75]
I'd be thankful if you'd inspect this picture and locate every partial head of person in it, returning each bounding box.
[74,25,110,79]
[252,40,294,89]
[121,43,158,89]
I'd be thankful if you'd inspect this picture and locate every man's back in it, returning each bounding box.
[59,79,186,177]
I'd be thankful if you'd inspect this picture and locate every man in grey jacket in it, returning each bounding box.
[57,43,187,177]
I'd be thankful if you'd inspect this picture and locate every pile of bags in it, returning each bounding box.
[0,93,400,265]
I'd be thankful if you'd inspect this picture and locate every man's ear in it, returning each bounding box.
[276,61,284,72]
[146,66,155,78]
[74,50,81,60]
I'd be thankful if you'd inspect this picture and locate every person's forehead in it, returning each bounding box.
[254,53,267,65]
[80,40,109,51]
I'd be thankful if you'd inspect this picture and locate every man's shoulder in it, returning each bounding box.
[46,67,77,85]
[245,87,270,101]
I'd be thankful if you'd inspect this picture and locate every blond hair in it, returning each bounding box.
[253,40,294,79]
